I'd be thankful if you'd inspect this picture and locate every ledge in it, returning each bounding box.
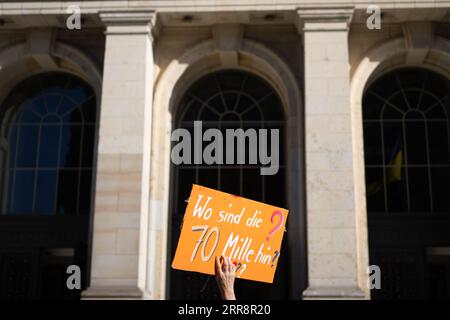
[302,286,367,300]
[82,286,144,300]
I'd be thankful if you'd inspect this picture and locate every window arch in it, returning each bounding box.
[0,73,97,215]
[169,70,287,299]
[363,68,450,214]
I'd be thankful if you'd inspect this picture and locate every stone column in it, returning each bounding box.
[297,7,369,299]
[82,11,156,299]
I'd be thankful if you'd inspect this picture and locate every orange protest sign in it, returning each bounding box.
[171,184,288,283]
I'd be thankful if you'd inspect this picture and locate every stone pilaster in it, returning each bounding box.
[297,7,369,299]
[82,11,156,299]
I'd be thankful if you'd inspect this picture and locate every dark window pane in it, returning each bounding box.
[179,100,202,122]
[79,170,92,214]
[35,170,57,214]
[404,118,427,165]
[265,168,285,208]
[81,125,95,167]
[363,92,383,120]
[63,105,83,123]
[363,122,383,165]
[80,96,97,122]
[65,85,90,104]
[27,96,47,117]
[38,125,61,168]
[60,125,82,167]
[418,92,436,112]
[20,106,42,123]
[385,167,408,213]
[176,168,196,217]
[16,125,39,168]
[56,169,79,215]
[10,170,34,214]
[428,121,450,165]
[1,73,97,215]
[45,93,63,113]
[407,168,431,212]
[58,97,77,119]
[382,122,403,165]
[8,124,18,165]
[426,104,447,119]
[364,68,450,215]
[365,167,386,213]
[259,94,284,120]
[242,104,262,121]
[235,95,257,117]
[197,168,218,191]
[383,105,404,120]
[242,169,263,202]
[431,167,450,212]
[219,168,240,195]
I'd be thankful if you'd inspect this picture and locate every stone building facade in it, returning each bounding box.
[1,1,450,300]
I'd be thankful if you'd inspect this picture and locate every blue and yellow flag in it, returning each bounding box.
[367,135,402,196]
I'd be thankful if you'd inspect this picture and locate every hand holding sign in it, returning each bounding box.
[215,255,236,300]
[172,185,288,283]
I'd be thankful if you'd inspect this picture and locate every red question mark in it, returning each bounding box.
[266,210,284,241]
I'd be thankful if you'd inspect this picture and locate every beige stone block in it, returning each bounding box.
[327,78,351,97]
[97,153,121,173]
[121,117,145,135]
[331,229,357,254]
[305,132,352,153]
[99,117,123,137]
[309,253,357,280]
[101,98,145,117]
[307,190,332,211]
[94,212,140,230]
[91,254,139,278]
[306,114,351,134]
[309,277,358,288]
[96,173,121,193]
[331,189,355,211]
[306,171,354,198]
[94,192,119,212]
[305,152,330,171]
[120,154,142,173]
[308,228,332,254]
[98,134,144,154]
[96,172,141,193]
[305,78,327,95]
[307,210,356,229]
[326,149,353,170]
[117,229,139,254]
[118,191,141,212]
[92,230,116,255]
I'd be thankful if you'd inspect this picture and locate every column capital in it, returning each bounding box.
[99,11,158,38]
[296,7,354,32]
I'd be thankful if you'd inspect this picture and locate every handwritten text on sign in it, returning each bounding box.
[171,185,288,283]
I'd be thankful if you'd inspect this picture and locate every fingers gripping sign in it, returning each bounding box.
[215,255,236,300]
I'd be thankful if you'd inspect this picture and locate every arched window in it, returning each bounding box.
[363,68,450,214]
[169,70,287,299]
[0,73,97,215]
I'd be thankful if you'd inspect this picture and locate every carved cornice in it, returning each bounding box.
[296,7,354,32]
[99,11,158,39]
